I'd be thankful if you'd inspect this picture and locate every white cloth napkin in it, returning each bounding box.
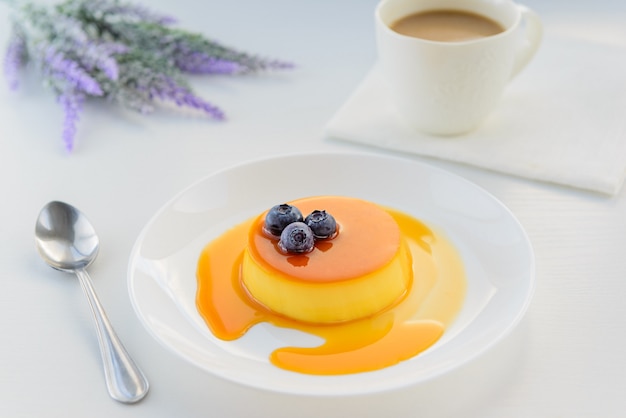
[327,34,626,195]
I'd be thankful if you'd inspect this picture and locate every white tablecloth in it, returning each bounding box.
[1,1,625,417]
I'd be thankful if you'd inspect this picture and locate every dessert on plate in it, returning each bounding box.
[196,195,466,375]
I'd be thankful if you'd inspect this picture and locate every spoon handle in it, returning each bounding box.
[76,268,149,403]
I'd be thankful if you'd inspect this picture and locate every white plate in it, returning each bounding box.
[128,152,534,396]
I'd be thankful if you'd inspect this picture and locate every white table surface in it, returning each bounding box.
[1,0,625,417]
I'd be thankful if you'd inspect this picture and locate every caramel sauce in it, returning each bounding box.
[196,198,466,375]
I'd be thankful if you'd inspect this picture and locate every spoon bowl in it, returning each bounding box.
[35,201,99,271]
[35,201,149,404]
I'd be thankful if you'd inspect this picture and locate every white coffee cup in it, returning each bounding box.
[375,0,542,135]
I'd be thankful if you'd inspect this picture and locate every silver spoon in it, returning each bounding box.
[35,201,149,404]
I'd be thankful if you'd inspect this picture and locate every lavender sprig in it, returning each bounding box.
[42,45,104,96]
[2,0,292,151]
[3,31,26,90]
[107,21,294,75]
[100,48,225,119]
[58,91,84,152]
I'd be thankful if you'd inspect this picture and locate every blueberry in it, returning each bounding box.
[304,210,337,239]
[264,204,303,236]
[279,222,315,253]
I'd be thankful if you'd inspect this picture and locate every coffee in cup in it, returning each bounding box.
[390,10,505,42]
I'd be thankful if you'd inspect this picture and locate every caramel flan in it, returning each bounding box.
[241,196,413,323]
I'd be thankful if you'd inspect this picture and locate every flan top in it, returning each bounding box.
[246,196,402,283]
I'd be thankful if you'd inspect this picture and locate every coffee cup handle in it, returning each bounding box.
[511,5,543,79]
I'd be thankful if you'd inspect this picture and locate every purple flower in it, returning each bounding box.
[58,92,84,152]
[82,42,128,80]
[3,34,26,90]
[175,52,243,75]
[43,46,103,96]
[178,91,225,120]
[172,44,294,74]
[149,76,224,120]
